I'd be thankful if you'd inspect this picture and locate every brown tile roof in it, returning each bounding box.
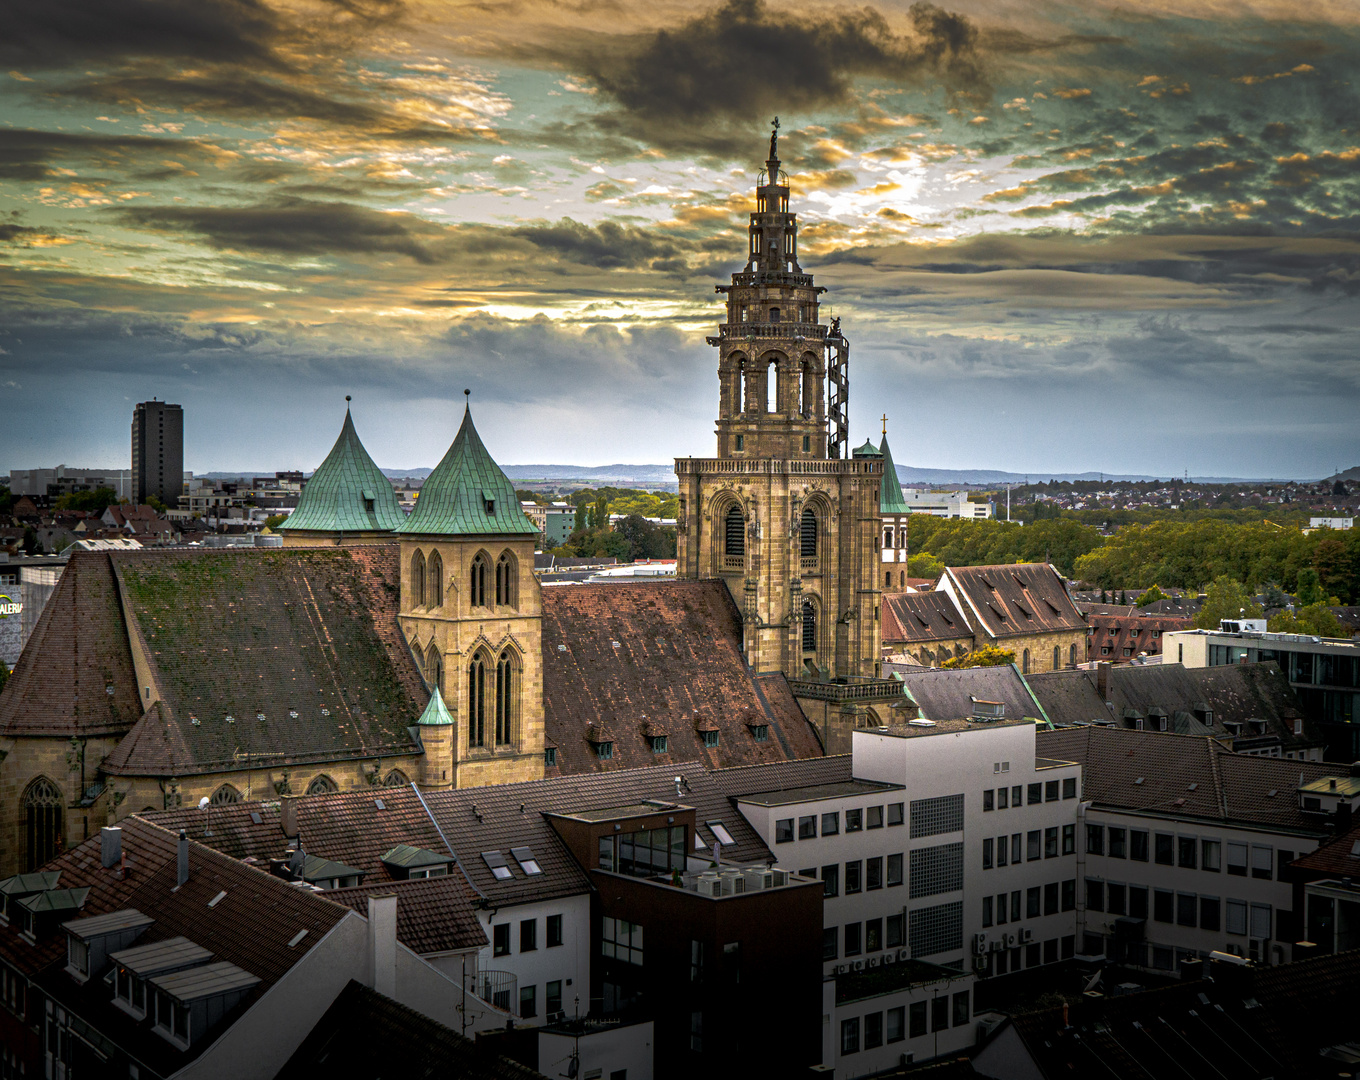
[1036,725,1336,834]
[1085,612,1190,662]
[541,581,823,775]
[100,546,424,776]
[0,552,142,738]
[326,874,488,955]
[1291,820,1360,878]
[881,591,973,646]
[943,563,1086,641]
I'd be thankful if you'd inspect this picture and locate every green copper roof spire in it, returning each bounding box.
[851,437,881,458]
[878,433,909,514]
[280,399,407,536]
[402,392,537,537]
[416,689,454,726]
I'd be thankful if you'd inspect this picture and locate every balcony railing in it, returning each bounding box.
[675,458,880,477]
[714,322,828,342]
[788,679,906,703]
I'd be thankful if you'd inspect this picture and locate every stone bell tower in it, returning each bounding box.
[675,122,885,688]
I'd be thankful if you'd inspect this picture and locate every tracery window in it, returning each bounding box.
[427,550,443,608]
[24,777,63,872]
[470,554,488,608]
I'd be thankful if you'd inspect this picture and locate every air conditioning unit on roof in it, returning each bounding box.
[1006,932,1017,948]
[853,960,865,971]
[1020,928,1033,944]
[883,953,895,965]
[898,950,910,962]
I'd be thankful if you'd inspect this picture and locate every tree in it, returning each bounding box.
[574,502,587,532]
[0,485,12,516]
[612,514,677,561]
[1295,568,1326,607]
[906,553,945,581]
[55,487,119,515]
[264,514,287,530]
[591,495,609,531]
[1134,585,1166,607]
[1333,480,1348,498]
[22,526,40,555]
[942,644,1016,669]
[1268,603,1346,638]
[1193,576,1264,629]
[0,662,8,695]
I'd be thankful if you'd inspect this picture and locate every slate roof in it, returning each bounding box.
[1035,725,1336,834]
[402,406,537,537]
[881,591,974,646]
[277,979,547,1080]
[278,407,407,536]
[541,581,823,775]
[326,873,488,955]
[0,552,142,738]
[897,665,1045,724]
[942,563,1086,641]
[878,435,909,514]
[99,546,425,777]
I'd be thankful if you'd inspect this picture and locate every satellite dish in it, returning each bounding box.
[199,797,210,810]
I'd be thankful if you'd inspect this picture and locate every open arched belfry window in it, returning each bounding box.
[724,504,745,557]
[410,550,426,608]
[495,552,516,607]
[470,553,488,608]
[468,652,487,747]
[495,650,515,745]
[802,600,817,653]
[427,550,443,608]
[800,508,817,559]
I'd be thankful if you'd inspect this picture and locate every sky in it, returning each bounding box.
[1,0,1358,479]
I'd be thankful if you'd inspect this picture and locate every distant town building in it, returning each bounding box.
[7,466,133,501]
[1082,609,1191,663]
[130,399,183,505]
[899,488,994,519]
[1309,516,1353,530]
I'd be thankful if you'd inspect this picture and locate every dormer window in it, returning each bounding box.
[155,990,192,1047]
[482,489,496,515]
[482,851,514,881]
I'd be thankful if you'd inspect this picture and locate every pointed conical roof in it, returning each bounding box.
[417,690,454,726]
[401,405,537,537]
[280,406,407,535]
[878,435,909,514]
[851,438,881,458]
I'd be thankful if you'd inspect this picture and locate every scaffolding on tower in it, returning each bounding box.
[827,316,849,459]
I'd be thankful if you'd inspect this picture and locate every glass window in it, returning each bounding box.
[547,980,562,1016]
[1108,827,1126,859]
[548,914,563,947]
[841,1018,859,1055]
[1044,882,1059,915]
[494,923,510,956]
[1178,836,1198,869]
[1061,878,1076,912]
[821,812,839,835]
[823,927,838,960]
[520,919,537,952]
[846,809,863,832]
[799,815,817,840]
[1027,887,1041,919]
[953,991,970,1027]
[520,984,537,1019]
[1012,785,1023,806]
[910,1000,927,1038]
[822,865,839,898]
[1200,896,1220,931]
[1063,777,1078,799]
[1045,827,1058,858]
[1027,830,1041,861]
[995,892,1008,925]
[1227,842,1248,876]
[997,787,1009,809]
[1130,830,1149,862]
[866,918,882,952]
[776,819,794,843]
[1226,899,1248,935]
[1011,891,1022,921]
[866,857,883,890]
[865,1011,883,1050]
[1086,824,1104,855]
[983,895,994,927]
[1045,781,1059,802]
[1154,833,1174,865]
[1062,824,1075,856]
[887,853,903,886]
[887,1005,905,1043]
[845,923,862,956]
[690,941,705,982]
[867,806,884,829]
[1106,883,1126,915]
[1129,886,1148,920]
[1250,903,1272,939]
[845,861,862,894]
[1028,783,1042,805]
[886,914,904,948]
[983,789,995,812]
[1086,878,1105,911]
[887,803,905,826]
[601,918,643,965]
[932,995,950,1033]
[1012,834,1022,864]
[983,838,994,870]
[997,834,1009,866]
[1153,889,1174,923]
[1251,846,1273,880]
[1177,893,1198,927]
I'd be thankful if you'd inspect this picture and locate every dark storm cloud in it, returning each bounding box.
[535,0,984,152]
[0,127,208,181]
[509,219,685,270]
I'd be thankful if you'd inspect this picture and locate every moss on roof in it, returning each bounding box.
[280,407,406,536]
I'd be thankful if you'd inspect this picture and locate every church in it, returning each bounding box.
[0,129,909,876]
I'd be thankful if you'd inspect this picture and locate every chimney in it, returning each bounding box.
[101,826,122,869]
[367,894,398,999]
[1096,662,1111,703]
[177,829,189,887]
[281,795,298,840]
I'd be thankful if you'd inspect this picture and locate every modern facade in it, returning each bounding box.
[130,400,183,506]
[7,466,133,501]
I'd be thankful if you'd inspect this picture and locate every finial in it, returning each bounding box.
[881,413,888,437]
[464,389,470,397]
[345,395,351,403]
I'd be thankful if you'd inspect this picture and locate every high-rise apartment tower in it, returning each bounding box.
[131,399,184,506]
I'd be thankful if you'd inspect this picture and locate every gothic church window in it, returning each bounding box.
[801,509,818,558]
[495,552,515,607]
[469,653,487,747]
[1022,649,1031,674]
[802,600,817,653]
[470,554,488,608]
[209,784,241,805]
[306,775,338,796]
[24,777,63,872]
[1053,646,1061,671]
[724,505,745,557]
[410,550,426,609]
[496,650,515,745]
[425,643,443,691]
[383,769,410,787]
[427,551,443,608]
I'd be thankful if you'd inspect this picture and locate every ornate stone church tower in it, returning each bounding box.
[675,125,884,684]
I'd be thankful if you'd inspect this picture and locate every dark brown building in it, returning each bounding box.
[130,399,183,506]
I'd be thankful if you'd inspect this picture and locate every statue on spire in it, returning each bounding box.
[769,116,780,162]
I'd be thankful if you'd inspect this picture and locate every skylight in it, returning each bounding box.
[708,821,736,846]
[481,851,513,880]
[511,847,542,876]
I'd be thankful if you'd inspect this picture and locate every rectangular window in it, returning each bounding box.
[1012,834,1022,865]
[909,795,963,838]
[1178,836,1198,869]
[520,984,537,1019]
[650,735,668,753]
[1086,878,1105,912]
[1086,824,1104,856]
[822,865,839,898]
[983,895,994,927]
[886,914,904,948]
[983,789,995,812]
[983,838,994,870]
[821,812,840,836]
[932,996,950,1033]
[846,809,863,832]
[887,1005,905,1043]
[520,919,537,952]
[910,842,964,898]
[909,902,964,958]
[1011,891,1022,922]
[866,857,883,891]
[691,1011,704,1053]
[845,861,862,894]
[1277,849,1294,880]
[1226,899,1248,935]
[1063,777,1077,800]
[601,918,644,965]
[997,834,1009,866]
[1200,896,1220,931]
[1250,903,1272,940]
[866,918,882,953]
[823,927,838,960]
[1251,846,1274,880]
[1027,887,1041,919]
[1062,824,1075,856]
[953,991,970,1027]
[887,803,905,827]
[1177,893,1198,927]
[1129,886,1148,920]
[1153,889,1174,923]
[1227,842,1248,876]
[703,731,719,748]
[1130,830,1149,862]
[691,940,705,982]
[867,806,884,829]
[886,853,903,887]
[1027,831,1041,862]
[776,819,794,843]
[494,923,510,957]
[547,914,563,947]
[1061,878,1076,912]
[996,893,1008,925]
[845,922,862,956]
[1028,783,1043,806]
[1044,881,1059,915]
[1154,833,1174,865]
[1045,780,1059,802]
[1012,785,1023,806]
[546,980,562,1016]
[1108,827,1126,859]
[1045,827,1058,859]
[799,815,817,840]
[997,788,1009,809]
[865,1011,883,1050]
[841,1018,859,1056]
[1107,883,1126,916]
[910,1000,927,1039]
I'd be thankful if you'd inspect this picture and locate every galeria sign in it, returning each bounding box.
[0,595,21,618]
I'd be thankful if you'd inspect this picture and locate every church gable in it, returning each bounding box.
[100,546,424,777]
[540,580,823,774]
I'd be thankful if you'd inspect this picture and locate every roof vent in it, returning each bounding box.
[1134,777,1145,785]
[908,718,936,727]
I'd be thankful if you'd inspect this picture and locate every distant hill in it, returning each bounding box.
[893,466,1311,486]
[1324,466,1360,483]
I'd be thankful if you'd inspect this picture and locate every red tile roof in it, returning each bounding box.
[881,591,973,647]
[943,563,1086,641]
[326,873,488,955]
[1085,611,1190,662]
